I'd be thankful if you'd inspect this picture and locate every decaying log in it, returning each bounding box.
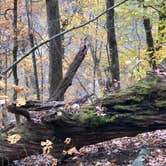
[1,68,165,163]
[43,73,166,148]
[0,141,41,165]
[7,94,93,115]
[0,123,15,133]
[0,123,63,164]
[7,104,31,121]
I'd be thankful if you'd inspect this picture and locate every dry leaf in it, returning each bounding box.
[0,81,5,90]
[67,147,78,155]
[7,134,21,144]
[41,141,47,146]
[12,85,24,93]
[16,98,26,106]
[41,140,53,154]
[52,159,58,166]
[64,137,71,145]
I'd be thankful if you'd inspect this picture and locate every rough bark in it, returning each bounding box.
[46,0,63,101]
[106,0,120,86]
[0,123,62,164]
[12,0,20,124]
[157,2,166,49]
[25,0,40,100]
[143,4,157,69]
[0,141,41,165]
[45,74,166,148]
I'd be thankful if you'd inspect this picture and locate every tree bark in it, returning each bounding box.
[106,0,120,88]
[143,4,157,69]
[46,0,63,101]
[45,73,166,148]
[157,2,166,49]
[0,141,41,165]
[25,0,40,100]
[12,0,20,124]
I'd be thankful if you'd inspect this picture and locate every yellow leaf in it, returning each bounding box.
[64,137,71,145]
[41,140,53,154]
[45,139,53,146]
[7,134,21,144]
[42,146,47,154]
[67,147,78,155]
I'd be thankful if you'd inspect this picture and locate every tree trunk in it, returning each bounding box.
[46,0,63,101]
[157,2,166,50]
[25,0,40,100]
[106,0,120,88]
[12,0,20,124]
[143,4,157,69]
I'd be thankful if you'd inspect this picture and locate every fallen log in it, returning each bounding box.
[0,68,165,163]
[0,123,15,133]
[0,141,41,165]
[43,73,166,148]
[21,93,93,112]
[0,123,63,164]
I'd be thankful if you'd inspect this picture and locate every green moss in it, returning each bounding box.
[73,109,112,128]
[113,104,139,111]
[0,124,31,143]
[132,75,158,95]
[0,133,8,143]
[7,124,31,140]
[155,100,166,108]
[129,96,144,102]
[81,105,96,111]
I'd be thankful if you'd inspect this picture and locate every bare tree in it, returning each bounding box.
[106,0,120,89]
[25,0,40,100]
[46,0,63,101]
[12,0,20,124]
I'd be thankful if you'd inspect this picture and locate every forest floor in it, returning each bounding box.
[15,129,166,166]
[61,129,166,166]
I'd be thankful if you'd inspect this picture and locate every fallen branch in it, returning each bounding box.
[7,104,31,121]
[0,123,15,133]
